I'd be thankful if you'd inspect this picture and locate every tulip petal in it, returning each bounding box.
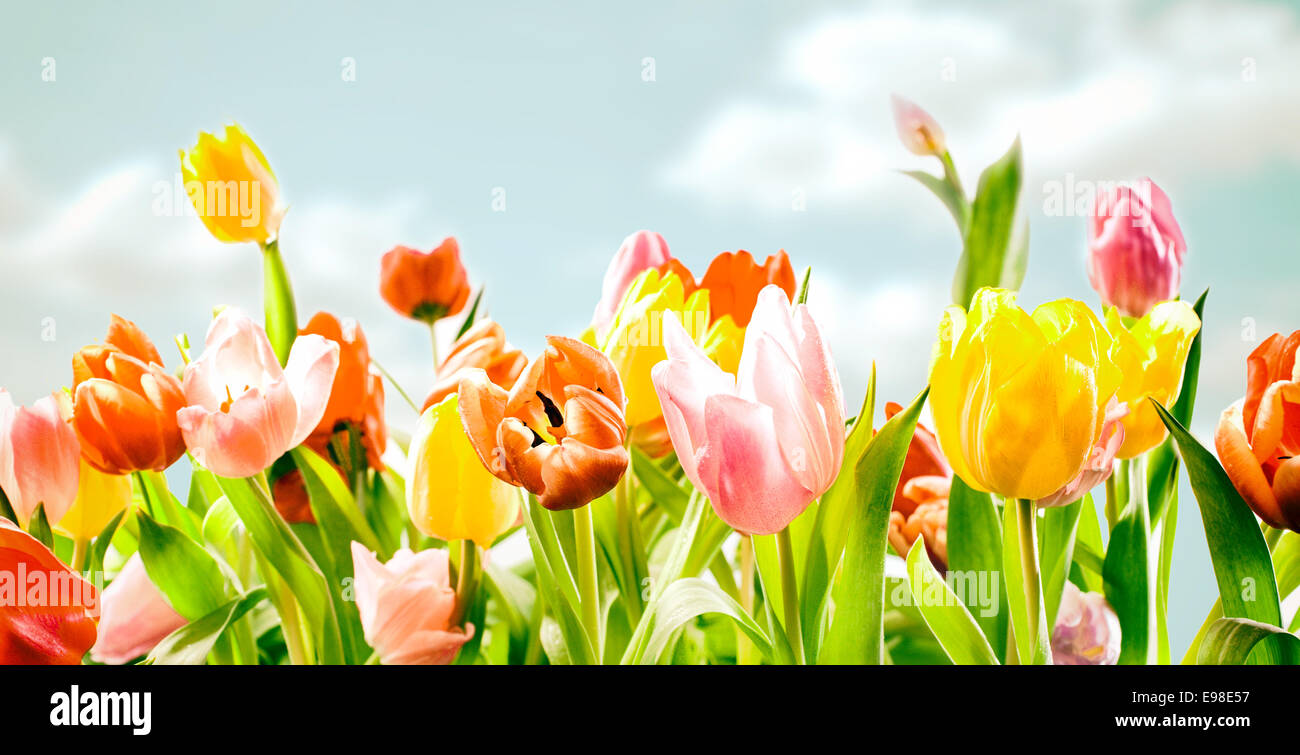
[283,333,341,448]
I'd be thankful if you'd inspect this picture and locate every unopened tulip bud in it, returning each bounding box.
[891,94,947,157]
[1051,582,1121,665]
[1087,178,1186,319]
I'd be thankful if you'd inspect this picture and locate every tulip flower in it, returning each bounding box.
[0,389,80,527]
[601,268,717,427]
[891,94,947,157]
[59,458,133,542]
[1087,178,1186,319]
[697,250,796,328]
[423,320,527,411]
[460,338,629,510]
[379,238,472,324]
[929,288,1120,501]
[177,308,339,479]
[885,402,952,567]
[70,314,187,475]
[1104,301,1200,458]
[90,553,187,665]
[351,542,473,665]
[299,312,386,468]
[407,393,521,547]
[651,285,845,535]
[180,123,284,244]
[593,230,675,333]
[1051,582,1121,665]
[1037,398,1127,507]
[0,519,98,664]
[1215,330,1300,532]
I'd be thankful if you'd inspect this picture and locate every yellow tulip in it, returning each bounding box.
[180,123,284,244]
[929,288,1120,501]
[600,268,714,427]
[406,393,521,548]
[58,458,132,541]
[700,314,745,376]
[1104,301,1201,458]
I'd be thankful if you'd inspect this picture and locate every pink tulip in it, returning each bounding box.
[1037,398,1127,507]
[1052,582,1121,665]
[0,389,80,527]
[350,542,473,665]
[890,94,947,157]
[1087,178,1186,318]
[90,553,187,664]
[592,230,672,333]
[177,308,339,478]
[652,285,845,535]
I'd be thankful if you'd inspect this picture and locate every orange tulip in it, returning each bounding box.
[698,250,796,327]
[379,238,472,323]
[270,462,347,525]
[883,401,952,568]
[459,336,629,510]
[0,519,98,664]
[70,315,187,475]
[300,312,386,469]
[423,320,527,411]
[1215,330,1300,532]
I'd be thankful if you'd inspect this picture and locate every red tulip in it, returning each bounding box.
[0,519,98,665]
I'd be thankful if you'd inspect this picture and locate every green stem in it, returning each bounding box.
[429,322,440,370]
[1104,469,1119,530]
[614,470,644,624]
[261,239,298,366]
[573,503,602,662]
[776,527,805,665]
[1130,454,1157,665]
[1015,498,1046,664]
[451,539,480,628]
[71,536,90,573]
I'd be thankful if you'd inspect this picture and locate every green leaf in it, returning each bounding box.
[87,509,126,577]
[630,445,690,525]
[946,475,1007,660]
[262,239,299,366]
[455,287,486,340]
[904,540,998,664]
[1146,289,1206,524]
[639,578,772,664]
[1153,400,1283,663]
[1041,497,1083,628]
[801,364,876,659]
[0,487,17,524]
[27,504,53,549]
[215,474,344,664]
[136,513,229,620]
[291,446,380,556]
[1102,469,1153,665]
[519,495,593,665]
[1196,617,1300,665]
[901,170,966,233]
[821,385,928,664]
[145,589,267,666]
[952,136,1026,307]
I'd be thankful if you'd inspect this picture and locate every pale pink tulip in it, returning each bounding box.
[891,94,947,157]
[0,389,80,527]
[177,308,339,478]
[592,230,672,333]
[1037,398,1127,507]
[1088,178,1186,318]
[351,542,473,665]
[1052,582,1121,665]
[652,285,845,535]
[90,553,187,664]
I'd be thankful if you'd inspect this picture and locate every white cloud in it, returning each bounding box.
[663,0,1300,210]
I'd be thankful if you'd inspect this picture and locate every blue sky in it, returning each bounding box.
[2,0,1298,654]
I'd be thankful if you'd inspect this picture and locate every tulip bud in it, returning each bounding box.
[423,320,527,411]
[351,542,473,665]
[180,123,284,244]
[1087,178,1186,319]
[0,389,80,527]
[891,94,947,157]
[90,553,187,664]
[593,230,674,333]
[1051,582,1121,665]
[407,393,521,547]
[1215,330,1300,532]
[71,315,187,475]
[379,238,472,323]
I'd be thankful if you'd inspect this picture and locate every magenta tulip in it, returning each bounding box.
[177,308,339,478]
[0,389,80,527]
[652,285,845,535]
[1087,178,1186,318]
[1051,582,1121,665]
[592,230,672,333]
[90,553,187,664]
[351,542,473,665]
